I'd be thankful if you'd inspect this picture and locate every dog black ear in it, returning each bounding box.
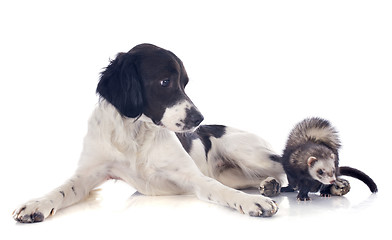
[96,53,144,118]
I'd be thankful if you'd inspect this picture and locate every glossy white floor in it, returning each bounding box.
[3,177,387,239]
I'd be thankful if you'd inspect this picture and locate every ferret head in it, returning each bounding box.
[307,154,337,185]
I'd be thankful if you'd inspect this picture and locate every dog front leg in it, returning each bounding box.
[190,174,279,217]
[13,166,107,223]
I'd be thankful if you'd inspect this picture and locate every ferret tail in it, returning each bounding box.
[286,117,341,151]
[339,166,378,193]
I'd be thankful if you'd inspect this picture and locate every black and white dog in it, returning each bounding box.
[13,44,287,223]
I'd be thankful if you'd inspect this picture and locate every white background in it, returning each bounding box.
[1,0,391,239]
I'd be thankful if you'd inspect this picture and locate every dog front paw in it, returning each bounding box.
[330,178,350,196]
[235,195,278,217]
[13,198,56,223]
[259,177,281,197]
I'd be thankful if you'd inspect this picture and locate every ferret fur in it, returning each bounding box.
[279,117,377,200]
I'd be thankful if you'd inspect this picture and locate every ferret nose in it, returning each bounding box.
[330,180,335,184]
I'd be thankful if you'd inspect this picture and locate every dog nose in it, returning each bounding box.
[186,106,204,127]
[190,112,204,126]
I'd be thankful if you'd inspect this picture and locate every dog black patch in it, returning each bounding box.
[71,186,77,195]
[196,125,226,159]
[197,125,226,139]
[269,154,281,162]
[176,132,198,153]
[176,125,226,159]
[176,125,226,161]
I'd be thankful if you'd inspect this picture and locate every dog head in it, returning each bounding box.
[97,43,204,132]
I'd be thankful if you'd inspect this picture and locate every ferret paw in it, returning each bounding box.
[259,177,281,197]
[320,193,331,197]
[330,178,350,196]
[296,193,311,201]
[297,196,311,201]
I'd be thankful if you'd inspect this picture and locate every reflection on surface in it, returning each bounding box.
[55,179,378,220]
[13,179,383,240]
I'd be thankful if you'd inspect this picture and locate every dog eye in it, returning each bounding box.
[317,169,324,175]
[160,79,170,87]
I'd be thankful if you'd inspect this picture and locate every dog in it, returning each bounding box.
[13,43,286,223]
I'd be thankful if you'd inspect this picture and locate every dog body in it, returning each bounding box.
[13,44,285,223]
[177,125,286,190]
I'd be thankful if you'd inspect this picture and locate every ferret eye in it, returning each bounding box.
[317,169,324,175]
[160,79,170,87]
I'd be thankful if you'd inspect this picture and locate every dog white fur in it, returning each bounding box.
[13,44,286,223]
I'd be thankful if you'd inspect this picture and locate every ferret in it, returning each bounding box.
[278,117,378,201]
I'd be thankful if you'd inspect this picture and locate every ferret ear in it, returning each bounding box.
[330,153,335,159]
[307,156,318,167]
[97,52,144,118]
